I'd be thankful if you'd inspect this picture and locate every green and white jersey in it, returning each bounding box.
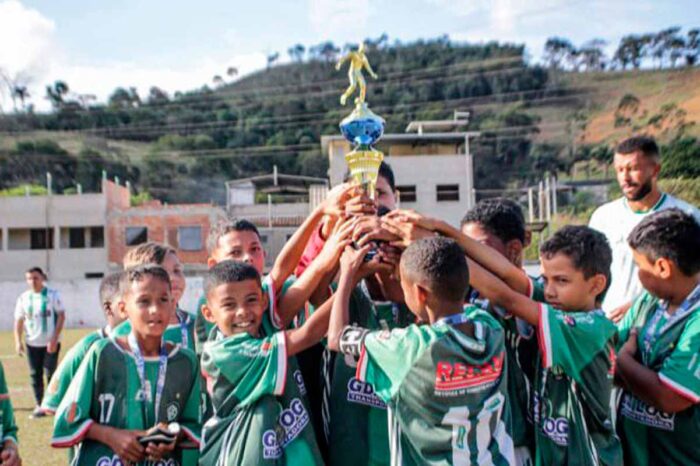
[14,287,65,347]
[51,339,202,466]
[589,193,700,313]
[325,285,413,466]
[42,328,109,413]
[0,363,18,446]
[200,314,323,466]
[194,294,213,355]
[469,276,541,450]
[113,309,196,352]
[339,307,515,466]
[535,303,622,466]
[616,287,700,466]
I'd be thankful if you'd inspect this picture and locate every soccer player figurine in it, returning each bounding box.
[51,265,202,465]
[328,238,515,465]
[616,209,700,465]
[336,42,378,106]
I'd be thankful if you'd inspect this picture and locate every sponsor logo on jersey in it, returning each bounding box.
[262,398,310,459]
[434,353,504,395]
[563,315,576,327]
[294,370,307,396]
[96,456,178,466]
[620,393,675,431]
[135,380,153,402]
[166,401,180,422]
[346,378,386,409]
[533,394,568,446]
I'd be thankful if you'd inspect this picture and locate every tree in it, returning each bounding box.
[108,87,140,109]
[613,34,651,69]
[45,80,70,109]
[579,39,607,71]
[543,37,574,70]
[266,52,279,68]
[147,86,170,104]
[287,44,305,63]
[212,75,224,87]
[226,66,238,78]
[685,28,700,66]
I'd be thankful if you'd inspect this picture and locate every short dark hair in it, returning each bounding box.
[628,208,700,276]
[461,198,526,244]
[400,237,469,303]
[123,242,175,269]
[119,265,171,295]
[204,260,261,297]
[26,266,46,279]
[540,226,612,289]
[207,219,262,252]
[378,161,395,191]
[99,272,123,304]
[616,136,659,161]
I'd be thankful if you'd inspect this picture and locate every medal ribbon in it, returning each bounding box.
[127,332,168,426]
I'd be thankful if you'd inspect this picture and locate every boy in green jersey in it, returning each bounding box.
[42,272,126,414]
[615,209,700,465]
[112,243,196,351]
[51,265,202,465]
[328,237,515,466]
[460,199,538,465]
[199,260,338,465]
[0,363,21,466]
[387,211,622,466]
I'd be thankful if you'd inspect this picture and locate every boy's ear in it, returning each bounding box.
[207,256,217,269]
[261,289,270,312]
[117,299,128,319]
[505,239,524,265]
[589,273,608,299]
[523,230,532,248]
[201,303,216,323]
[415,282,429,306]
[655,257,673,279]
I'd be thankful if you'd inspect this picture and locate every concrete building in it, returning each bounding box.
[107,200,227,273]
[322,123,480,226]
[0,179,129,281]
[226,169,327,270]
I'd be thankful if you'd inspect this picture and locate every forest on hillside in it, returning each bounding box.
[0,28,699,204]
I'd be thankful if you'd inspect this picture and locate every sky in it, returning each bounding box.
[1,0,699,111]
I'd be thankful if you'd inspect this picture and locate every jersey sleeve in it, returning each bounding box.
[263,275,295,330]
[616,292,656,350]
[537,304,616,383]
[179,354,203,448]
[13,296,24,321]
[42,334,99,413]
[203,332,288,407]
[0,364,18,445]
[51,342,102,448]
[52,290,66,313]
[350,325,438,402]
[526,275,546,303]
[658,316,700,403]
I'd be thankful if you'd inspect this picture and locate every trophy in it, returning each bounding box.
[336,42,385,199]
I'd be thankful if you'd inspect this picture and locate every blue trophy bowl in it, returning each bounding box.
[339,103,385,147]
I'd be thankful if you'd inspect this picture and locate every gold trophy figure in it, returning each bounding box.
[337,43,385,200]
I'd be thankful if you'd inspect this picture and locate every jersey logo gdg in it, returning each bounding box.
[434,353,504,395]
[293,370,307,396]
[347,378,386,409]
[96,455,178,466]
[620,393,675,431]
[262,398,310,459]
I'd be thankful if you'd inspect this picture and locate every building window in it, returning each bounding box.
[178,226,202,251]
[68,228,86,248]
[437,184,460,202]
[90,227,105,248]
[30,228,54,250]
[396,185,417,203]
[125,226,148,246]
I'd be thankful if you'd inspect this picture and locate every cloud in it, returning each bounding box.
[308,0,371,40]
[0,0,56,108]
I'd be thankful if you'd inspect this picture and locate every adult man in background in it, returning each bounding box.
[589,136,700,322]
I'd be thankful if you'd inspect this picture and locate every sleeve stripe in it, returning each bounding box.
[2,436,17,445]
[50,419,94,448]
[525,273,534,299]
[356,345,369,382]
[264,275,282,329]
[0,394,9,400]
[537,303,553,368]
[181,425,201,447]
[273,332,288,396]
[659,373,700,403]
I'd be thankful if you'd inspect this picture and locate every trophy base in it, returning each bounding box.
[345,148,384,200]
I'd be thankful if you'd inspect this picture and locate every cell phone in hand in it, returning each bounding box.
[138,422,180,445]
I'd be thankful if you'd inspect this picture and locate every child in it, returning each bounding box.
[51,265,202,465]
[328,237,515,465]
[460,199,537,464]
[388,211,622,465]
[42,272,126,415]
[616,209,700,465]
[199,260,331,465]
[112,243,196,352]
[0,362,20,466]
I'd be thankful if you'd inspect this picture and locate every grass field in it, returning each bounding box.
[2,328,91,466]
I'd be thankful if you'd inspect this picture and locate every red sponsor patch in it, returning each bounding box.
[261,341,272,354]
[607,344,616,376]
[435,353,504,392]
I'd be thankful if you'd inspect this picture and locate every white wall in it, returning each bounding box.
[0,277,205,331]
